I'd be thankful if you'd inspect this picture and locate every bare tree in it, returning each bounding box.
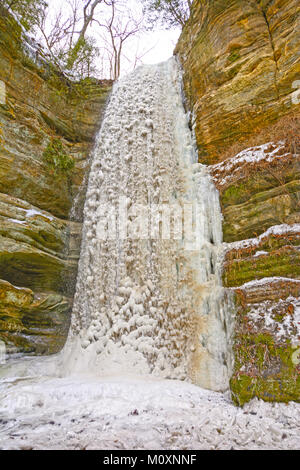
[32,0,145,80]
[95,0,144,80]
[36,2,76,69]
[142,0,192,29]
[34,0,101,78]
[66,0,113,69]
[124,41,157,71]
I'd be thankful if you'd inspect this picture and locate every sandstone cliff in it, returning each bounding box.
[0,7,111,354]
[176,0,300,404]
[1,1,299,406]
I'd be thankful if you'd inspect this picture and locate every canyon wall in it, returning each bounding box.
[0,7,111,354]
[1,1,299,405]
[176,0,300,404]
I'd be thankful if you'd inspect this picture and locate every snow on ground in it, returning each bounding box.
[0,375,299,450]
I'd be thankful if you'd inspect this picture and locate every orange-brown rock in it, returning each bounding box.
[175,0,300,164]
[0,8,111,353]
[176,1,300,403]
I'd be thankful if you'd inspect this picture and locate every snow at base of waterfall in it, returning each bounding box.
[0,376,299,450]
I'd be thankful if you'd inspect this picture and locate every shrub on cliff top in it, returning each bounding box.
[142,0,192,29]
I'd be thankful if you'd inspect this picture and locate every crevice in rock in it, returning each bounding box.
[258,3,280,100]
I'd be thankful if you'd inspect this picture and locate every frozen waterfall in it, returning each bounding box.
[62,58,234,391]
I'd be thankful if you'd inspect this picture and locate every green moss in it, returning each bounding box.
[231,323,300,406]
[273,311,286,323]
[231,373,300,406]
[226,234,300,262]
[222,183,250,207]
[221,165,300,209]
[227,49,241,64]
[43,138,74,174]
[223,246,300,287]
[0,6,23,58]
[227,63,242,80]
[222,178,300,242]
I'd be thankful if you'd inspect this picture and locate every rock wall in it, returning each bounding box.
[176,0,300,403]
[175,0,300,164]
[0,8,111,354]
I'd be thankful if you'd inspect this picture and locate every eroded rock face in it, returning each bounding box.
[229,278,300,405]
[211,143,300,242]
[212,145,300,404]
[176,1,300,403]
[0,279,70,354]
[0,8,111,354]
[175,0,300,164]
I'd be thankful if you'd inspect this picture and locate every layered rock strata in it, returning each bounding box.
[0,8,111,353]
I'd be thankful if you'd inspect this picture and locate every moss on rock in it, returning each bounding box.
[43,138,74,174]
[231,331,300,406]
[0,8,111,354]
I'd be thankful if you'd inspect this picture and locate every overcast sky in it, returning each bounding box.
[48,0,181,78]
